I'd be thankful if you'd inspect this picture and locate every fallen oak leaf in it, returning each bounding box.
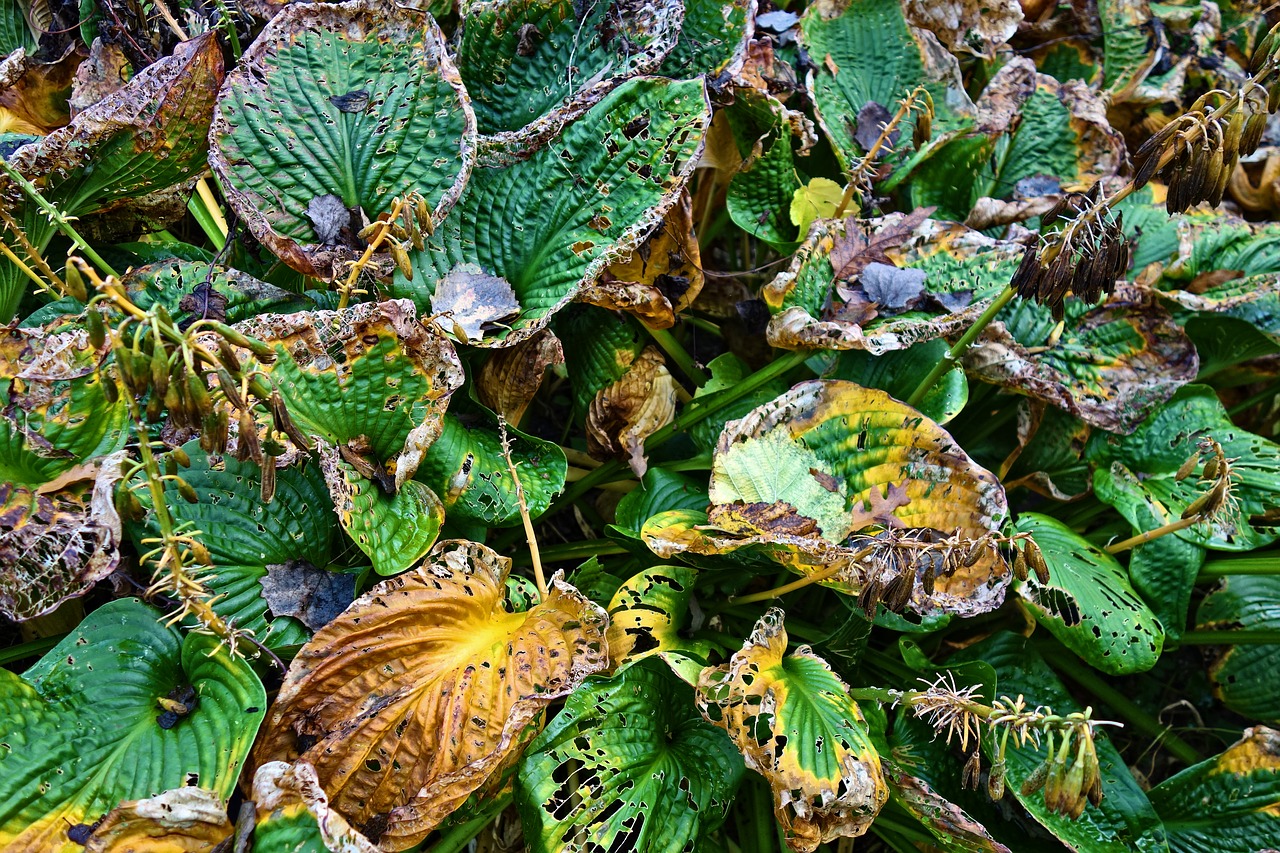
[251,539,609,851]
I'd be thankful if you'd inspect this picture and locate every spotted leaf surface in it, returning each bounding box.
[697,610,888,851]
[83,788,232,853]
[1196,576,1280,724]
[0,599,266,852]
[210,0,475,280]
[456,0,682,142]
[658,0,756,79]
[129,443,336,650]
[251,540,609,850]
[605,565,713,684]
[1149,726,1280,853]
[517,659,743,853]
[1014,513,1163,675]
[391,77,709,347]
[1088,385,1280,552]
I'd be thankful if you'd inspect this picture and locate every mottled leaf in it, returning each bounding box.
[0,599,266,852]
[517,660,743,853]
[122,259,312,326]
[586,345,678,476]
[904,0,1020,58]
[1196,576,1280,724]
[658,0,755,79]
[606,565,713,683]
[697,609,888,851]
[210,0,475,280]
[251,540,610,850]
[251,761,380,853]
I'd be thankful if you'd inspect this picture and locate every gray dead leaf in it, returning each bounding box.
[1014,174,1062,200]
[432,262,521,341]
[861,262,926,311]
[328,89,370,113]
[854,101,897,155]
[306,193,348,245]
[259,560,357,631]
[931,289,973,312]
[756,10,800,32]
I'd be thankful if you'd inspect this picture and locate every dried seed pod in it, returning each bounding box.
[388,239,413,279]
[1024,539,1050,584]
[261,455,277,502]
[416,196,434,236]
[270,390,313,451]
[176,477,199,504]
[216,337,243,374]
[1021,759,1050,797]
[962,751,983,790]
[215,368,247,410]
[883,572,914,612]
[1012,547,1029,582]
[921,561,936,595]
[236,408,261,462]
[858,575,883,618]
[203,409,229,456]
[187,372,213,421]
[1176,452,1200,481]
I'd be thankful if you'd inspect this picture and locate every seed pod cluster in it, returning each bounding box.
[1021,726,1103,818]
[1011,186,1128,322]
[849,527,1001,616]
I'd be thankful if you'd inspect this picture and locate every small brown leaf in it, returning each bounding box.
[259,559,357,631]
[431,263,522,342]
[829,207,932,282]
[586,346,678,477]
[476,330,564,426]
[251,540,609,850]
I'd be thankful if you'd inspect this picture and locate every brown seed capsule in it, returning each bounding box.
[236,409,261,462]
[270,391,313,451]
[1013,547,1029,582]
[176,477,199,504]
[1021,759,1050,797]
[187,373,213,421]
[921,562,936,596]
[883,571,914,612]
[858,576,883,619]
[1243,111,1268,157]
[416,196,434,236]
[215,368,247,410]
[1181,490,1213,520]
[389,239,413,280]
[216,337,243,374]
[962,751,983,790]
[260,456,277,503]
[1025,539,1050,584]
[1176,453,1200,481]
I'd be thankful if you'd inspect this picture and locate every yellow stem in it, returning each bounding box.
[1105,516,1200,554]
[195,179,229,240]
[730,564,845,605]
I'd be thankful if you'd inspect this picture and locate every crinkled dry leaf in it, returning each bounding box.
[260,560,357,632]
[431,263,521,343]
[586,346,679,477]
[252,761,380,853]
[0,43,80,134]
[591,189,705,329]
[904,0,1021,59]
[251,540,610,850]
[886,766,1011,853]
[963,285,1199,433]
[697,609,887,851]
[477,330,564,426]
[68,38,130,116]
[84,788,231,853]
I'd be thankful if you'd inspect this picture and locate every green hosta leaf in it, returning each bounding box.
[130,444,337,650]
[965,286,1197,434]
[0,598,266,852]
[518,659,743,853]
[952,633,1169,853]
[614,468,709,534]
[658,0,755,79]
[726,122,804,252]
[1099,0,1157,99]
[210,0,475,280]
[799,0,967,173]
[391,77,710,348]
[1160,273,1280,347]
[322,451,444,576]
[1117,475,1205,641]
[1148,726,1280,853]
[416,394,566,527]
[1195,576,1280,724]
[764,216,1023,355]
[1014,513,1163,675]
[1087,385,1280,552]
[830,338,967,424]
[0,34,222,321]
[555,305,647,420]
[0,4,35,53]
[122,259,313,325]
[456,0,682,140]
[605,565,713,684]
[1005,404,1091,501]
[697,609,888,850]
[236,300,463,482]
[689,352,792,451]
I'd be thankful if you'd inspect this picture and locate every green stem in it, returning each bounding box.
[646,325,711,386]
[0,634,64,668]
[906,285,1015,408]
[1038,644,1204,766]
[425,792,511,853]
[1198,555,1280,580]
[1227,380,1280,416]
[743,775,776,853]
[1176,630,1280,645]
[188,182,227,251]
[512,539,628,565]
[684,315,722,336]
[0,158,119,278]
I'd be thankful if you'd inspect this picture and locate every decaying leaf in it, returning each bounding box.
[0,44,81,134]
[68,38,130,115]
[84,788,231,853]
[605,565,714,684]
[904,0,1021,58]
[697,609,888,851]
[251,540,610,850]
[591,188,705,329]
[430,263,521,342]
[209,0,475,280]
[252,761,380,853]
[477,330,564,426]
[963,285,1199,433]
[260,559,357,632]
[586,346,679,477]
[886,766,1011,853]
[644,380,1011,617]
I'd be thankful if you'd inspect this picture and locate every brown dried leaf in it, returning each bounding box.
[259,559,357,632]
[431,263,521,342]
[905,0,1022,58]
[828,208,933,282]
[69,38,131,116]
[251,540,609,850]
[476,329,564,426]
[886,766,1011,852]
[706,500,821,538]
[252,761,380,853]
[84,788,231,853]
[0,44,81,134]
[586,346,679,477]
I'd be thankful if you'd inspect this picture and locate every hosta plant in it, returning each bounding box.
[2,1,1280,852]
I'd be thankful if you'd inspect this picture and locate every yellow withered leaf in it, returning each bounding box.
[251,540,610,850]
[697,609,888,851]
[84,788,231,853]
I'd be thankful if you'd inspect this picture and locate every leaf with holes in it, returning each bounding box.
[1148,726,1280,853]
[697,609,887,852]
[210,0,475,280]
[764,216,1024,355]
[455,0,682,142]
[658,0,756,79]
[251,540,610,850]
[1014,513,1164,675]
[1087,385,1280,552]
[83,788,232,853]
[517,659,743,853]
[390,77,709,348]
[121,259,313,326]
[0,34,223,321]
[605,565,713,684]
[1195,576,1280,724]
[0,598,266,852]
[129,443,337,650]
[951,633,1169,852]
[644,380,1011,618]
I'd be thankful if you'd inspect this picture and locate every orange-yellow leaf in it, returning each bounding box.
[251,540,609,850]
[84,788,231,853]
